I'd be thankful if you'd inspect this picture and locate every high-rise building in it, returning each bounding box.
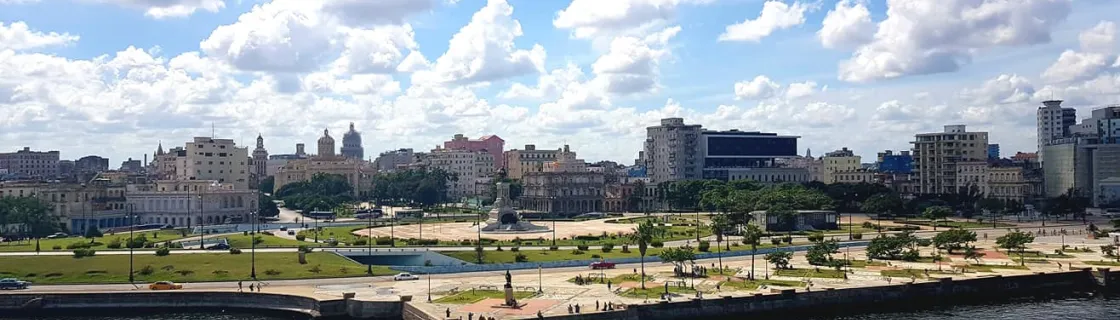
[443,134,504,170]
[644,118,702,183]
[1036,100,1077,159]
[251,134,269,189]
[149,137,251,189]
[341,122,364,160]
[421,147,495,200]
[503,145,560,180]
[0,147,60,179]
[912,125,989,194]
[1044,106,1120,205]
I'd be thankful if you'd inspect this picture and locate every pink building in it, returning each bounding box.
[443,134,505,170]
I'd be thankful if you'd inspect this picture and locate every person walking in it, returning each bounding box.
[248,283,255,292]
[238,281,243,292]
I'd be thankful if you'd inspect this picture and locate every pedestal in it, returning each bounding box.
[504,285,516,306]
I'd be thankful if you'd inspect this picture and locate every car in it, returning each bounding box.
[206,243,230,250]
[0,278,31,290]
[149,281,183,290]
[45,232,68,239]
[280,226,288,231]
[393,273,420,281]
[590,261,616,270]
[287,230,296,235]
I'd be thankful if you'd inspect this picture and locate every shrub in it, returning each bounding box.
[51,245,62,251]
[264,269,281,276]
[782,235,793,244]
[496,245,504,252]
[651,241,664,248]
[161,265,175,271]
[601,244,614,253]
[298,245,313,253]
[374,237,393,245]
[106,239,122,249]
[72,248,96,258]
[591,254,601,259]
[621,245,630,253]
[212,270,229,276]
[127,235,148,249]
[511,246,520,252]
[901,250,920,262]
[577,244,589,251]
[309,265,323,273]
[514,253,528,262]
[549,246,559,251]
[243,231,249,236]
[852,233,863,240]
[574,235,601,241]
[571,250,585,255]
[175,270,194,276]
[66,241,91,250]
[352,238,368,246]
[138,265,155,276]
[862,221,876,229]
[253,236,264,245]
[327,239,339,246]
[229,248,242,254]
[295,234,306,241]
[807,233,825,242]
[698,241,710,252]
[771,238,782,245]
[155,247,170,256]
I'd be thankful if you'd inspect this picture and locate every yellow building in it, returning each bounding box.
[274,128,373,198]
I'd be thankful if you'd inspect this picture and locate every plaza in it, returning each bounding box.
[354,219,639,242]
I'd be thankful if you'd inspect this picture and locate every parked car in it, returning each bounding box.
[45,232,68,239]
[206,243,230,250]
[590,261,616,270]
[0,278,31,290]
[393,273,420,281]
[148,281,183,290]
[287,230,296,236]
[280,226,288,231]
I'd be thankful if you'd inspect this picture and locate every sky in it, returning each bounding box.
[2,0,1120,165]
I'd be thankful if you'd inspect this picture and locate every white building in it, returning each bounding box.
[151,137,251,190]
[126,180,258,227]
[423,147,495,200]
[1036,100,1077,160]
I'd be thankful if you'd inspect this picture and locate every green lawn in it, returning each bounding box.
[1013,258,1051,264]
[0,229,190,252]
[433,289,537,304]
[843,260,888,268]
[1020,251,1074,259]
[774,268,847,279]
[619,285,697,299]
[898,220,1014,229]
[1082,260,1120,266]
[225,233,311,248]
[0,252,394,284]
[718,278,803,290]
[568,273,655,284]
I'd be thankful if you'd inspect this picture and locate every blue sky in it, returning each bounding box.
[2,0,1120,165]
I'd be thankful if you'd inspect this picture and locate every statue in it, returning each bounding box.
[481,181,548,233]
[504,269,512,288]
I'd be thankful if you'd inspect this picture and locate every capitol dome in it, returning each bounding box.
[341,122,364,160]
[317,128,335,157]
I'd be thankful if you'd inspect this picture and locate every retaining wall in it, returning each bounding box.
[0,292,402,319]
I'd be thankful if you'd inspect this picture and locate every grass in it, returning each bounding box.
[1013,258,1051,264]
[433,289,536,304]
[619,285,697,299]
[1082,260,1120,266]
[843,260,888,268]
[823,224,880,236]
[569,273,656,284]
[1020,251,1074,259]
[898,220,1014,229]
[225,233,311,248]
[774,268,847,279]
[964,264,1031,272]
[717,278,804,290]
[0,252,394,285]
[0,229,189,252]
[881,269,956,279]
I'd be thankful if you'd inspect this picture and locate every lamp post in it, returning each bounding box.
[198,194,205,250]
[251,210,257,279]
[389,213,395,248]
[367,203,373,275]
[538,265,543,293]
[427,271,432,302]
[127,204,135,283]
[551,196,557,247]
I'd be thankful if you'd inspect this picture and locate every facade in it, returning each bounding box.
[833,170,879,184]
[152,147,185,180]
[1043,106,1120,205]
[251,134,270,189]
[1099,177,1120,207]
[120,158,143,173]
[822,147,861,183]
[543,146,585,172]
[519,149,605,216]
[1036,100,1077,159]
[778,150,824,181]
[911,125,990,194]
[0,179,129,233]
[421,147,495,200]
[341,122,365,160]
[274,130,373,198]
[443,134,504,170]
[955,161,989,191]
[373,148,415,172]
[699,128,801,184]
[75,155,109,174]
[987,144,1000,160]
[749,210,838,232]
[877,150,913,174]
[644,118,703,183]
[172,137,251,189]
[0,147,61,179]
[127,180,258,227]
[503,145,560,180]
[986,166,1033,203]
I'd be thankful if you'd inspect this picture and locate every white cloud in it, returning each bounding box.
[320,0,434,27]
[785,81,818,99]
[0,21,79,51]
[838,0,1072,82]
[1079,21,1117,54]
[199,1,336,73]
[818,0,873,49]
[590,26,680,95]
[718,0,808,42]
[734,75,779,100]
[959,74,1035,104]
[500,63,585,100]
[331,25,418,74]
[417,0,545,85]
[96,0,226,18]
[553,0,707,39]
[1041,21,1119,83]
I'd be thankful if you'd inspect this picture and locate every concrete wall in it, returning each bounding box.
[0,292,402,319]
[392,241,870,274]
[335,249,466,267]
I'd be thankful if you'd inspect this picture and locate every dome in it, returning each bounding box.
[317,128,334,145]
[343,122,361,145]
[317,128,336,157]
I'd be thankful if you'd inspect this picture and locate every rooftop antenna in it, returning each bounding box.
[211,123,215,138]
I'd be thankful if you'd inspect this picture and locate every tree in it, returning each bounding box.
[867,231,924,260]
[996,230,1035,266]
[922,206,953,230]
[84,225,103,239]
[861,193,903,227]
[806,239,840,266]
[963,246,986,264]
[742,224,763,280]
[258,194,280,217]
[627,181,646,213]
[0,196,57,239]
[931,229,977,254]
[258,176,275,194]
[658,247,696,277]
[275,173,356,212]
[765,251,792,270]
[629,220,665,289]
[709,214,730,271]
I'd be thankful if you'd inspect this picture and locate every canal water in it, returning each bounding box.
[1,296,1116,319]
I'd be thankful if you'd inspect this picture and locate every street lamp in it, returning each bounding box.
[538,265,543,293]
[198,194,205,250]
[367,204,373,275]
[127,203,135,283]
[551,196,557,247]
[427,271,432,302]
[251,211,257,279]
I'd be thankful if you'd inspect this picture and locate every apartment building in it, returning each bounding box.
[503,145,560,180]
[911,125,990,194]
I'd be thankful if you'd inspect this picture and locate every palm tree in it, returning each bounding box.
[742,224,763,280]
[629,220,665,289]
[710,214,730,273]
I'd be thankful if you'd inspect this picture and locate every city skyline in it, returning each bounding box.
[3,0,1120,163]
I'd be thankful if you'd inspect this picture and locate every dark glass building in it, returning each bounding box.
[701,130,798,168]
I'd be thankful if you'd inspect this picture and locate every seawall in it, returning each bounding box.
[0,291,400,319]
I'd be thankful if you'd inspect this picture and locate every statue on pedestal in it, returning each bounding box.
[481,182,548,233]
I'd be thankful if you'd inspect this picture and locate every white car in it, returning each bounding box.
[393,273,420,281]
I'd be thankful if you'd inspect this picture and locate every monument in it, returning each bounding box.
[481,182,548,233]
[503,269,517,307]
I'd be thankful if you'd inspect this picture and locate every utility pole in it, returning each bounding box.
[128,204,135,283]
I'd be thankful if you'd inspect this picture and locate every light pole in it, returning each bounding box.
[551,196,557,247]
[848,212,853,240]
[251,211,257,279]
[538,265,543,293]
[389,213,395,248]
[367,203,373,275]
[427,271,432,302]
[198,194,205,250]
[127,204,135,283]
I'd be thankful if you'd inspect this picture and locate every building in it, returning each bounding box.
[250,134,270,190]
[443,134,504,170]
[1099,177,1120,207]
[699,128,807,184]
[503,145,560,180]
[644,118,703,183]
[75,155,109,174]
[833,170,879,184]
[822,147,861,183]
[0,178,129,233]
[120,158,143,173]
[519,146,605,217]
[0,147,60,179]
[340,122,365,160]
[986,165,1034,203]
[749,210,838,232]
[274,129,373,198]
[373,148,414,172]
[149,137,252,189]
[876,150,913,174]
[1043,106,1120,205]
[911,125,990,194]
[1037,100,1077,159]
[421,147,495,200]
[127,180,258,227]
[955,161,989,192]
[778,149,824,181]
[987,144,1000,160]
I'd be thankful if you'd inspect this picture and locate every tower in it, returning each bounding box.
[317,128,336,157]
[341,122,364,160]
[1037,100,1076,160]
[252,133,270,188]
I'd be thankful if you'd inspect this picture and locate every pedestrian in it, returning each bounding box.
[716,283,721,291]
[538,310,544,319]
[575,304,580,313]
[568,304,573,314]
[607,280,612,290]
[446,308,451,318]
[596,300,599,310]
[249,283,255,292]
[238,281,243,292]
[468,312,473,320]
